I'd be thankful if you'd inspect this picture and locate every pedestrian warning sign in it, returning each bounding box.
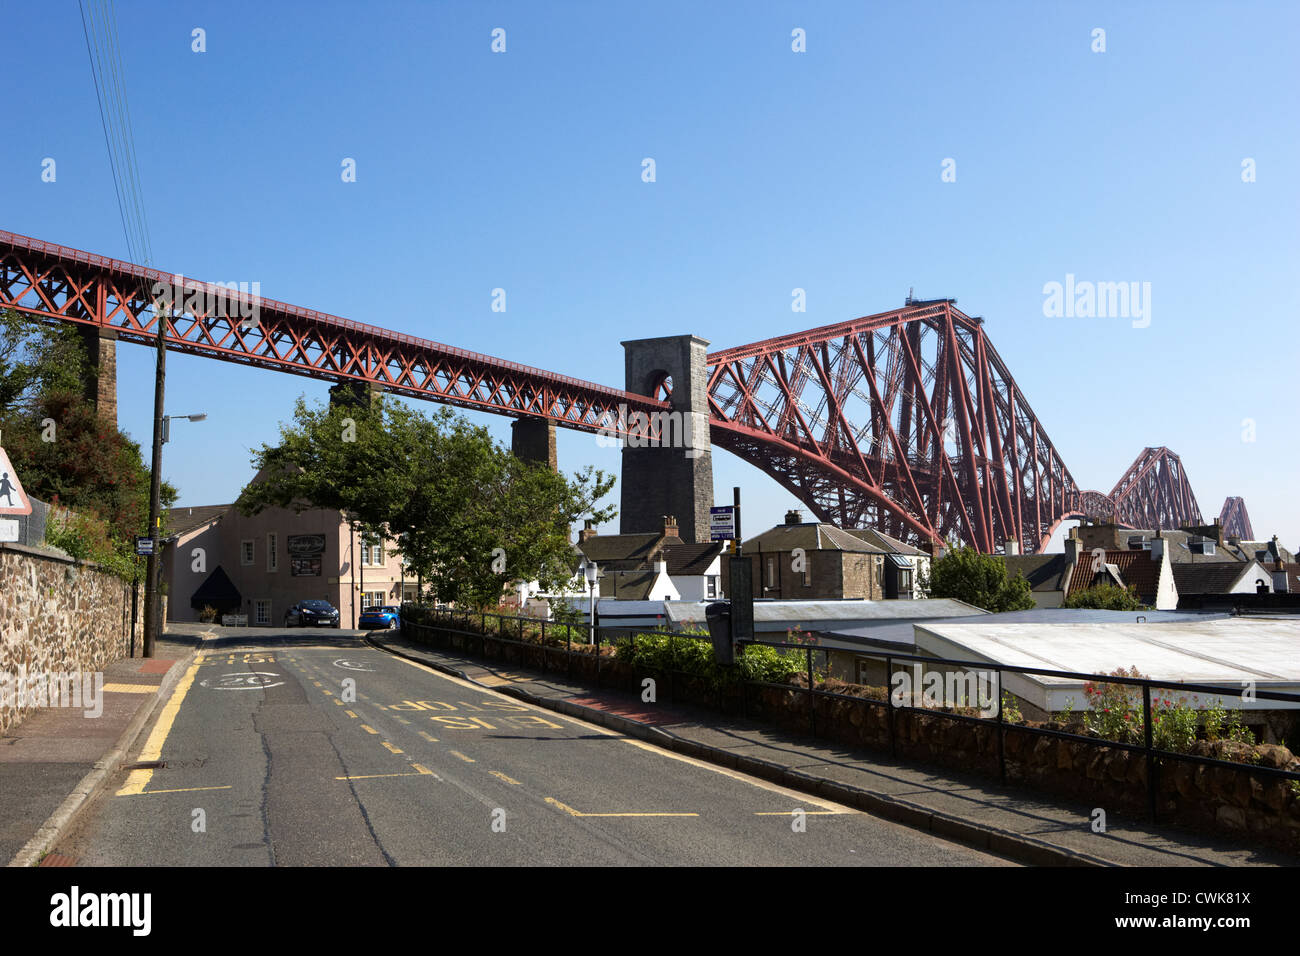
[0,447,32,516]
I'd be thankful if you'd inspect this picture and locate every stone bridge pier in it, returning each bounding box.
[619,334,713,544]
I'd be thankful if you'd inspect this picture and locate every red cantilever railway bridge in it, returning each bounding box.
[0,229,1251,554]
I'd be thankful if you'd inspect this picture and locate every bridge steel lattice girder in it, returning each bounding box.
[704,300,1082,553]
[0,229,670,441]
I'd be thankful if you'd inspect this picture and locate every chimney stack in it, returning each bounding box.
[1004,540,1020,556]
[579,519,598,543]
[1064,527,1081,564]
[1150,530,1165,560]
[784,509,804,526]
[662,515,680,539]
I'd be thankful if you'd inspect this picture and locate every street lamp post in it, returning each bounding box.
[585,561,598,646]
[161,413,207,444]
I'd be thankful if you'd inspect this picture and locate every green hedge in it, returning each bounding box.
[614,632,808,689]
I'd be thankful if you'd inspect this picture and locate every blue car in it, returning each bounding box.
[358,605,401,630]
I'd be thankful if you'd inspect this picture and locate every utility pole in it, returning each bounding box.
[141,305,169,658]
[728,485,753,643]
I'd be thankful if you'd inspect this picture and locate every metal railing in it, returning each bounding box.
[736,637,1300,825]
[396,607,1300,825]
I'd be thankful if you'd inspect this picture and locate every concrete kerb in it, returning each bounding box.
[367,635,1113,868]
[6,650,198,868]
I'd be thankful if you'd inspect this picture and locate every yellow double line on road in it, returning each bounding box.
[337,764,437,781]
[117,654,232,797]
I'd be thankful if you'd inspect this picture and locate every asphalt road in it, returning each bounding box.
[60,631,1015,866]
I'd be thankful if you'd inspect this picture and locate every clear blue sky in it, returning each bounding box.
[4,1,1297,549]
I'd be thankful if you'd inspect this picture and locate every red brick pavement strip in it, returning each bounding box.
[566,695,693,726]
[136,659,175,675]
[38,853,76,867]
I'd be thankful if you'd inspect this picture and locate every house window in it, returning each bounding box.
[766,557,776,588]
[361,537,383,567]
[802,555,812,587]
[254,599,271,625]
[362,590,385,609]
[267,533,278,572]
[899,569,913,592]
[241,540,254,566]
[706,576,718,599]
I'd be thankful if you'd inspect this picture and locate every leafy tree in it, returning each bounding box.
[236,394,417,535]
[0,309,172,575]
[239,394,617,610]
[1063,582,1146,610]
[921,545,1036,612]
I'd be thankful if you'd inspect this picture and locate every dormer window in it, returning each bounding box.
[1127,535,1149,551]
[1189,537,1215,555]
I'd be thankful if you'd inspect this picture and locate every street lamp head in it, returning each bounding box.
[187,413,207,422]
[585,561,598,587]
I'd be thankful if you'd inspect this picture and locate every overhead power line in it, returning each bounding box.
[78,0,153,266]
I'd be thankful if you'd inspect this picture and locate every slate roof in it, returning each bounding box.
[1229,540,1296,566]
[841,526,926,555]
[744,523,892,554]
[1171,562,1253,595]
[1126,530,1239,564]
[163,504,230,537]
[1003,554,1071,593]
[597,571,661,600]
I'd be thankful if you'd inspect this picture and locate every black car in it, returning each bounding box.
[285,599,341,628]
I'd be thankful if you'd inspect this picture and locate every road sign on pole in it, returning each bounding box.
[0,446,32,516]
[135,537,156,556]
[709,506,735,541]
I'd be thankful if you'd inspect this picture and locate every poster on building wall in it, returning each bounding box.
[291,555,322,576]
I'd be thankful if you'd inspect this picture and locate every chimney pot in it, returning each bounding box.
[785,509,803,526]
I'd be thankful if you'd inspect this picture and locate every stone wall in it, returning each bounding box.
[753,680,1300,853]
[0,543,140,734]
